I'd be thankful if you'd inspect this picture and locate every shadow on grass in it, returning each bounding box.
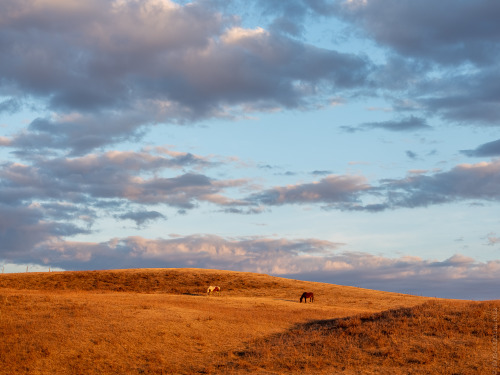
[206,300,498,374]
[272,298,300,303]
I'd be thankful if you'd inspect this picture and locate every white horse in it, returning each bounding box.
[207,285,221,296]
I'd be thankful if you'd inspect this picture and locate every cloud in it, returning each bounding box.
[220,0,336,37]
[0,98,21,114]
[0,0,373,155]
[381,160,500,208]
[115,210,166,227]
[461,139,500,157]
[6,113,151,156]
[342,116,432,133]
[40,148,216,175]
[3,0,497,161]
[39,202,97,227]
[22,234,345,274]
[220,207,267,215]
[290,253,500,300]
[8,156,498,249]
[0,147,253,259]
[0,148,236,208]
[130,173,248,208]
[416,69,500,126]
[331,1,500,127]
[336,0,500,66]
[406,150,418,160]
[0,0,222,111]
[0,203,89,258]
[224,0,500,130]
[243,160,500,212]
[247,174,371,209]
[311,170,333,176]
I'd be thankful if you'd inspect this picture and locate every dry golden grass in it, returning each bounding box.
[216,301,498,374]
[0,268,498,374]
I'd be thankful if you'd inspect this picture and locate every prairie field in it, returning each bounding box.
[0,268,498,374]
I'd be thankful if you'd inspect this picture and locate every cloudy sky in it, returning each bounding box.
[1,0,499,299]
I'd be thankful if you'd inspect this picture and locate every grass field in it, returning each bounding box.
[0,268,498,374]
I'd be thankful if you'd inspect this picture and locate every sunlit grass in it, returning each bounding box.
[1,268,497,374]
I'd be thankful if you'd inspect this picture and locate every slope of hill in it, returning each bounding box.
[217,300,496,374]
[0,268,498,374]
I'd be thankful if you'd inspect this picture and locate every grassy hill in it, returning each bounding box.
[0,268,498,374]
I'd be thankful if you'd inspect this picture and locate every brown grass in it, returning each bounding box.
[216,301,498,374]
[0,268,498,374]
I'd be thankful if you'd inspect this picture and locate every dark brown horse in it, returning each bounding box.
[300,292,314,303]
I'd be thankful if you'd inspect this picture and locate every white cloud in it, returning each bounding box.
[221,27,269,44]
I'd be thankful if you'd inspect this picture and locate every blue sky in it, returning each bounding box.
[1,0,500,299]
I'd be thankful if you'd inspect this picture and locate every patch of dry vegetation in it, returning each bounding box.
[0,268,498,374]
[0,268,256,294]
[215,300,498,374]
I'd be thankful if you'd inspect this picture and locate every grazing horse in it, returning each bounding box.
[207,285,221,296]
[300,292,314,303]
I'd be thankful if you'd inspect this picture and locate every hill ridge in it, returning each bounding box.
[0,267,409,298]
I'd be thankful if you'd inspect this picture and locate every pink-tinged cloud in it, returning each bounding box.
[0,203,89,258]
[248,175,371,208]
[383,160,500,208]
[27,235,345,274]
[244,160,500,212]
[0,150,246,209]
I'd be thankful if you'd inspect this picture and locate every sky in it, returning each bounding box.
[1,0,500,300]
